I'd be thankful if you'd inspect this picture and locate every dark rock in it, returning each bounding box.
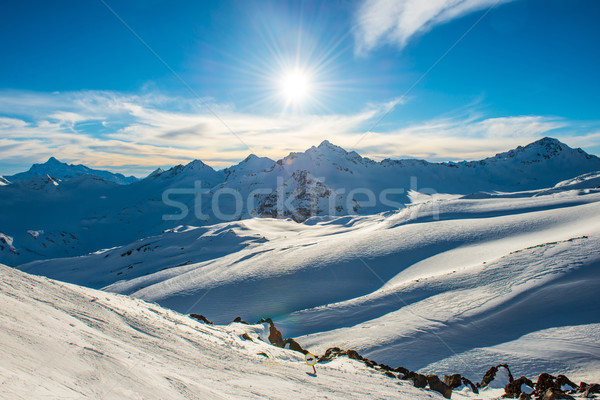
[518,393,532,400]
[257,318,284,347]
[581,383,600,397]
[233,316,248,324]
[427,374,452,399]
[364,359,378,368]
[535,373,558,395]
[282,338,307,354]
[462,377,479,394]
[240,333,252,341]
[443,374,463,389]
[481,364,514,388]
[540,388,574,400]
[346,349,363,361]
[555,375,578,392]
[504,376,534,398]
[319,347,343,362]
[411,373,428,389]
[189,314,213,325]
[394,366,410,378]
[384,371,396,378]
[378,363,393,371]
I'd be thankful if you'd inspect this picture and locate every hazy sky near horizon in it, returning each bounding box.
[1,0,599,176]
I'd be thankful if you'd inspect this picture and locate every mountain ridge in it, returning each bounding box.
[1,137,599,266]
[6,156,139,185]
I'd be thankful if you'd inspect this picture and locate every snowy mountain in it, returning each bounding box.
[1,137,599,266]
[6,156,138,185]
[4,263,595,399]
[2,263,454,399]
[0,175,10,185]
[20,176,600,382]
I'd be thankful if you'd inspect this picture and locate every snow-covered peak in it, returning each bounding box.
[147,167,165,178]
[45,156,62,165]
[317,139,346,153]
[6,157,138,185]
[486,137,595,164]
[183,159,211,171]
[224,154,276,180]
[145,159,225,188]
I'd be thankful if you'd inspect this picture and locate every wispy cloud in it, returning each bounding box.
[0,89,597,176]
[354,0,515,55]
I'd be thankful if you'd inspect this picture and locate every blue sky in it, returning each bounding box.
[1,0,599,175]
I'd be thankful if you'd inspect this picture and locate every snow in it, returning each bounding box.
[2,138,600,397]
[19,181,600,383]
[6,156,138,185]
[1,137,599,266]
[0,263,445,399]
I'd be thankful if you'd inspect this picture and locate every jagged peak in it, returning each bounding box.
[243,154,259,162]
[525,137,565,150]
[148,168,164,178]
[45,156,63,165]
[184,159,210,170]
[317,140,346,153]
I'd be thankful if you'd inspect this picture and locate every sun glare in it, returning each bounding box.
[281,70,310,103]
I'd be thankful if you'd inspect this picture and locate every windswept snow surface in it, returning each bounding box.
[0,264,448,399]
[21,180,600,382]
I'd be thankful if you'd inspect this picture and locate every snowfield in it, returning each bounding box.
[19,173,600,384]
[3,138,600,397]
[0,263,455,399]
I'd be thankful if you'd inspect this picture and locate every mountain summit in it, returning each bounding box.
[6,157,138,185]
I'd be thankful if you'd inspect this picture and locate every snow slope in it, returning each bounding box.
[2,137,599,266]
[21,176,600,382]
[0,263,448,400]
[6,156,138,185]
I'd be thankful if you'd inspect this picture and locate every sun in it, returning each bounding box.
[281,70,310,103]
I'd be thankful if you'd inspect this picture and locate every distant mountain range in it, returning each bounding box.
[5,156,138,185]
[0,137,599,266]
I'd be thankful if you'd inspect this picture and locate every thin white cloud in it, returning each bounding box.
[0,89,597,176]
[354,0,515,54]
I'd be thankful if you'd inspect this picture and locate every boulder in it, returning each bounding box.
[427,374,452,399]
[461,377,479,394]
[282,338,307,354]
[555,375,578,393]
[535,373,558,395]
[540,388,574,400]
[443,374,462,390]
[481,364,514,388]
[189,314,213,325]
[257,318,284,347]
[410,373,428,389]
[580,383,600,397]
[504,376,534,398]
[394,366,410,378]
[233,316,248,324]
